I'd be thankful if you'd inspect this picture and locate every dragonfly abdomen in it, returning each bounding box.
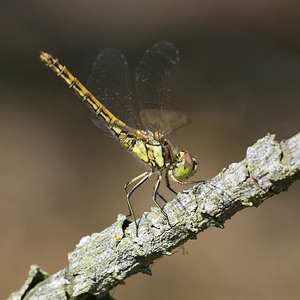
[40,51,128,135]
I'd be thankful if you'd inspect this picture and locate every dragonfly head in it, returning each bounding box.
[172,151,197,181]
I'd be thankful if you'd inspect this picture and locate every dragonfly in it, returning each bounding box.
[40,41,200,234]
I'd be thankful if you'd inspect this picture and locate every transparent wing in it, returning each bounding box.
[86,48,141,130]
[139,109,190,137]
[135,41,181,135]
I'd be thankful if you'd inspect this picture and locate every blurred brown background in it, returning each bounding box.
[1,0,300,299]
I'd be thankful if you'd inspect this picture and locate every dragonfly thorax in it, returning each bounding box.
[131,135,173,171]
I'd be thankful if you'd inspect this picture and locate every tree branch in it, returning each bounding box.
[8,132,300,300]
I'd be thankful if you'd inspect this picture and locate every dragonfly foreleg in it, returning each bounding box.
[165,170,177,195]
[170,170,206,185]
[153,174,171,227]
[125,171,152,234]
[156,192,168,203]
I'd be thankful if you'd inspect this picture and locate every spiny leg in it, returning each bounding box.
[125,171,152,235]
[153,174,171,227]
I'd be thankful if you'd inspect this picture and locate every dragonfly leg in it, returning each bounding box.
[125,171,152,235]
[156,192,168,203]
[165,170,177,195]
[153,174,171,227]
[170,170,206,185]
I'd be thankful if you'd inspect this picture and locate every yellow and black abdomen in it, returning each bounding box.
[39,51,128,135]
[40,51,175,173]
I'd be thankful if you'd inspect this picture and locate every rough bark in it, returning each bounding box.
[8,132,300,300]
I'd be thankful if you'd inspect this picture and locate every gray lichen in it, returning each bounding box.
[7,132,300,300]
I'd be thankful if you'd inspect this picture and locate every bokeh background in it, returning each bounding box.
[1,1,300,299]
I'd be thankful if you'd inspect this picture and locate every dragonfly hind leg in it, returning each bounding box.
[125,171,152,235]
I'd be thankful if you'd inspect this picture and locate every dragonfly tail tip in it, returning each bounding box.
[39,51,50,62]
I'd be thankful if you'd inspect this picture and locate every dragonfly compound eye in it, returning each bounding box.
[173,151,197,180]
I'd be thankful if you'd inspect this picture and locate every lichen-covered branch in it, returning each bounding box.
[8,132,300,300]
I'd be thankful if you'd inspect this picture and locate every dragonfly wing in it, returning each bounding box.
[139,109,190,137]
[86,48,141,130]
[135,41,180,135]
